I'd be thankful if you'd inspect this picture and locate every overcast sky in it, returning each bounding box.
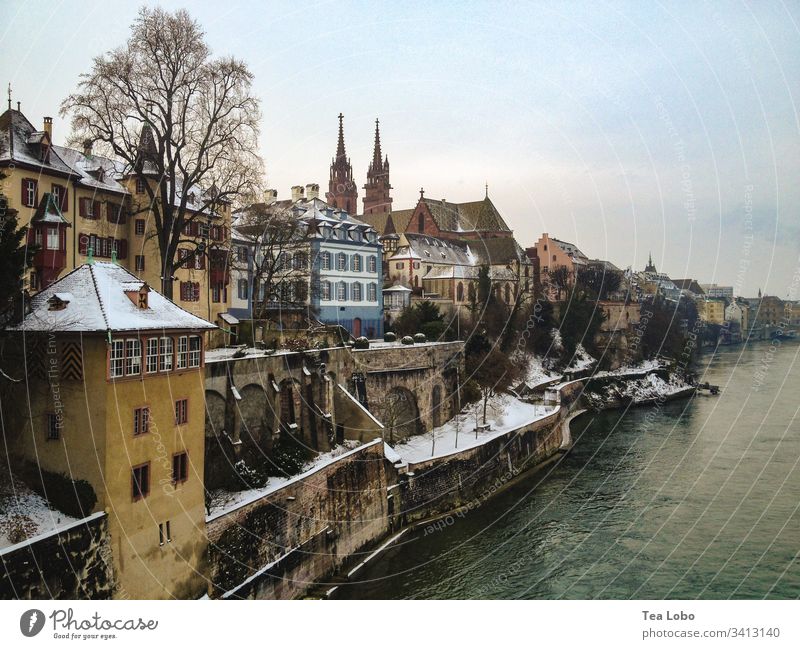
[2,0,798,297]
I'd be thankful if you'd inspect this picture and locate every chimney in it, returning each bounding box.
[264,188,277,204]
[83,139,93,157]
[43,116,53,139]
[291,185,304,202]
[305,183,319,200]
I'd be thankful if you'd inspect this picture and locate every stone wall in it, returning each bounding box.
[0,512,115,599]
[398,381,584,525]
[205,440,390,599]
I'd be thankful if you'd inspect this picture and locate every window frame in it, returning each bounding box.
[172,451,189,485]
[46,413,60,440]
[175,398,188,426]
[133,406,150,436]
[131,462,151,501]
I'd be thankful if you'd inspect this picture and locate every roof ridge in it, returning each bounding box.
[88,264,111,331]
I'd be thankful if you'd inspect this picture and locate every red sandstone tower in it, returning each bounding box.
[362,118,392,215]
[326,113,358,214]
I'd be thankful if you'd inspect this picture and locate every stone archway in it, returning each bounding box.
[238,384,271,449]
[380,386,421,443]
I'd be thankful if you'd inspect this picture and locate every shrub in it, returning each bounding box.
[267,434,314,477]
[383,331,397,342]
[354,336,369,349]
[401,335,414,345]
[413,332,427,343]
[21,464,97,519]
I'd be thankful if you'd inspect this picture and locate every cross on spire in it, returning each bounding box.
[420,187,425,199]
[336,112,346,158]
[6,83,11,111]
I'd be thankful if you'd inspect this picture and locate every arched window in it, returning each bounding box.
[368,256,377,273]
[368,283,377,302]
[337,252,347,271]
[468,282,476,302]
[337,281,347,301]
[352,254,362,272]
[457,282,464,302]
[321,251,331,270]
[418,213,424,232]
[352,282,362,301]
[504,283,511,303]
[322,281,331,300]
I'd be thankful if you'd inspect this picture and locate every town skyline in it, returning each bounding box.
[2,0,798,297]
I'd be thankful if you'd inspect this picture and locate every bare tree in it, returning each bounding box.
[233,204,317,326]
[60,7,263,299]
[548,266,573,301]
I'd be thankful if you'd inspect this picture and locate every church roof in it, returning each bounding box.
[421,196,511,233]
[465,237,527,266]
[11,262,216,333]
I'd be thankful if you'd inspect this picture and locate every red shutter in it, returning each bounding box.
[79,198,86,217]
[78,234,88,255]
[194,282,200,301]
[93,201,100,219]
[118,239,128,260]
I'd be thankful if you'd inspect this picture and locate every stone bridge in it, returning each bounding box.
[203,341,463,488]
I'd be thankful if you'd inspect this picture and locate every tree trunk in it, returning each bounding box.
[162,274,174,300]
[482,393,489,425]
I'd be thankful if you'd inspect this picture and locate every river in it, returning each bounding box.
[334,339,800,599]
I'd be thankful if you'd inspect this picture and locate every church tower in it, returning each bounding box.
[326,113,358,214]
[362,118,392,215]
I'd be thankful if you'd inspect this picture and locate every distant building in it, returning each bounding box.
[326,114,358,214]
[698,297,726,324]
[701,283,734,300]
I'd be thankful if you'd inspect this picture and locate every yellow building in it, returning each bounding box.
[0,106,232,326]
[4,261,215,598]
[698,298,726,325]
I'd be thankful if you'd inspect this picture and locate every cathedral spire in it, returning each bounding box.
[327,113,357,214]
[363,117,392,215]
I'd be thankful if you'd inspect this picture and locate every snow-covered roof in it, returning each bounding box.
[11,262,216,333]
[52,145,129,196]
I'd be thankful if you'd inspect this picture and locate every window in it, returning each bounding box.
[79,198,98,219]
[46,227,60,250]
[52,184,68,212]
[135,255,145,272]
[238,279,248,300]
[175,399,188,425]
[413,261,420,269]
[321,251,331,270]
[176,336,188,369]
[293,252,306,269]
[194,252,205,270]
[110,339,125,378]
[337,252,347,271]
[321,281,331,300]
[352,282,362,301]
[180,281,200,302]
[395,262,404,270]
[29,271,39,292]
[172,452,188,484]
[212,283,227,303]
[107,202,126,224]
[133,407,150,436]
[46,413,60,440]
[132,463,150,500]
[22,178,37,207]
[136,178,146,194]
[352,255,362,272]
[125,339,141,375]
[552,254,557,262]
[135,219,146,235]
[457,282,464,302]
[368,283,377,302]
[368,256,377,273]
[159,336,174,371]
[337,281,347,301]
[146,338,159,373]
[237,246,248,262]
[158,521,172,545]
[188,336,201,368]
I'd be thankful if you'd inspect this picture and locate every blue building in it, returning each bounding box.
[231,187,383,339]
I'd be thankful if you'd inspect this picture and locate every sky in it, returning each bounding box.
[2,0,799,297]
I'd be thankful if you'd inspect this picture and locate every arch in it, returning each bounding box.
[468,282,476,302]
[504,283,511,303]
[380,386,421,443]
[418,212,424,232]
[203,389,227,438]
[457,282,464,302]
[431,384,443,428]
[238,384,271,447]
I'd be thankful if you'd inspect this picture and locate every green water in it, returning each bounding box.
[335,340,800,599]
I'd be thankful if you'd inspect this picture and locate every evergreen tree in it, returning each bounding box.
[0,172,36,325]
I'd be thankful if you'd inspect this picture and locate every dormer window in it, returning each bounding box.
[47,294,71,311]
[126,283,151,309]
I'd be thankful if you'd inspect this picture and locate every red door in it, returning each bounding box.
[353,317,362,338]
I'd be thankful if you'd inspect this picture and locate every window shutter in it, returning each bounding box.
[61,188,69,212]
[79,198,86,217]
[118,239,128,259]
[199,254,206,270]
[21,179,29,206]
[93,201,100,219]
[193,282,200,301]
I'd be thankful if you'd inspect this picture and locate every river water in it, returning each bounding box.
[334,340,800,599]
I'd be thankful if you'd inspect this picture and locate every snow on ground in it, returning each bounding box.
[567,344,596,372]
[207,439,364,519]
[0,474,78,550]
[594,358,663,377]
[521,355,562,389]
[587,372,691,407]
[392,394,556,464]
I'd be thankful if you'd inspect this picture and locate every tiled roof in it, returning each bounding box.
[0,109,74,176]
[465,237,527,266]
[422,196,510,233]
[391,233,472,265]
[11,262,216,333]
